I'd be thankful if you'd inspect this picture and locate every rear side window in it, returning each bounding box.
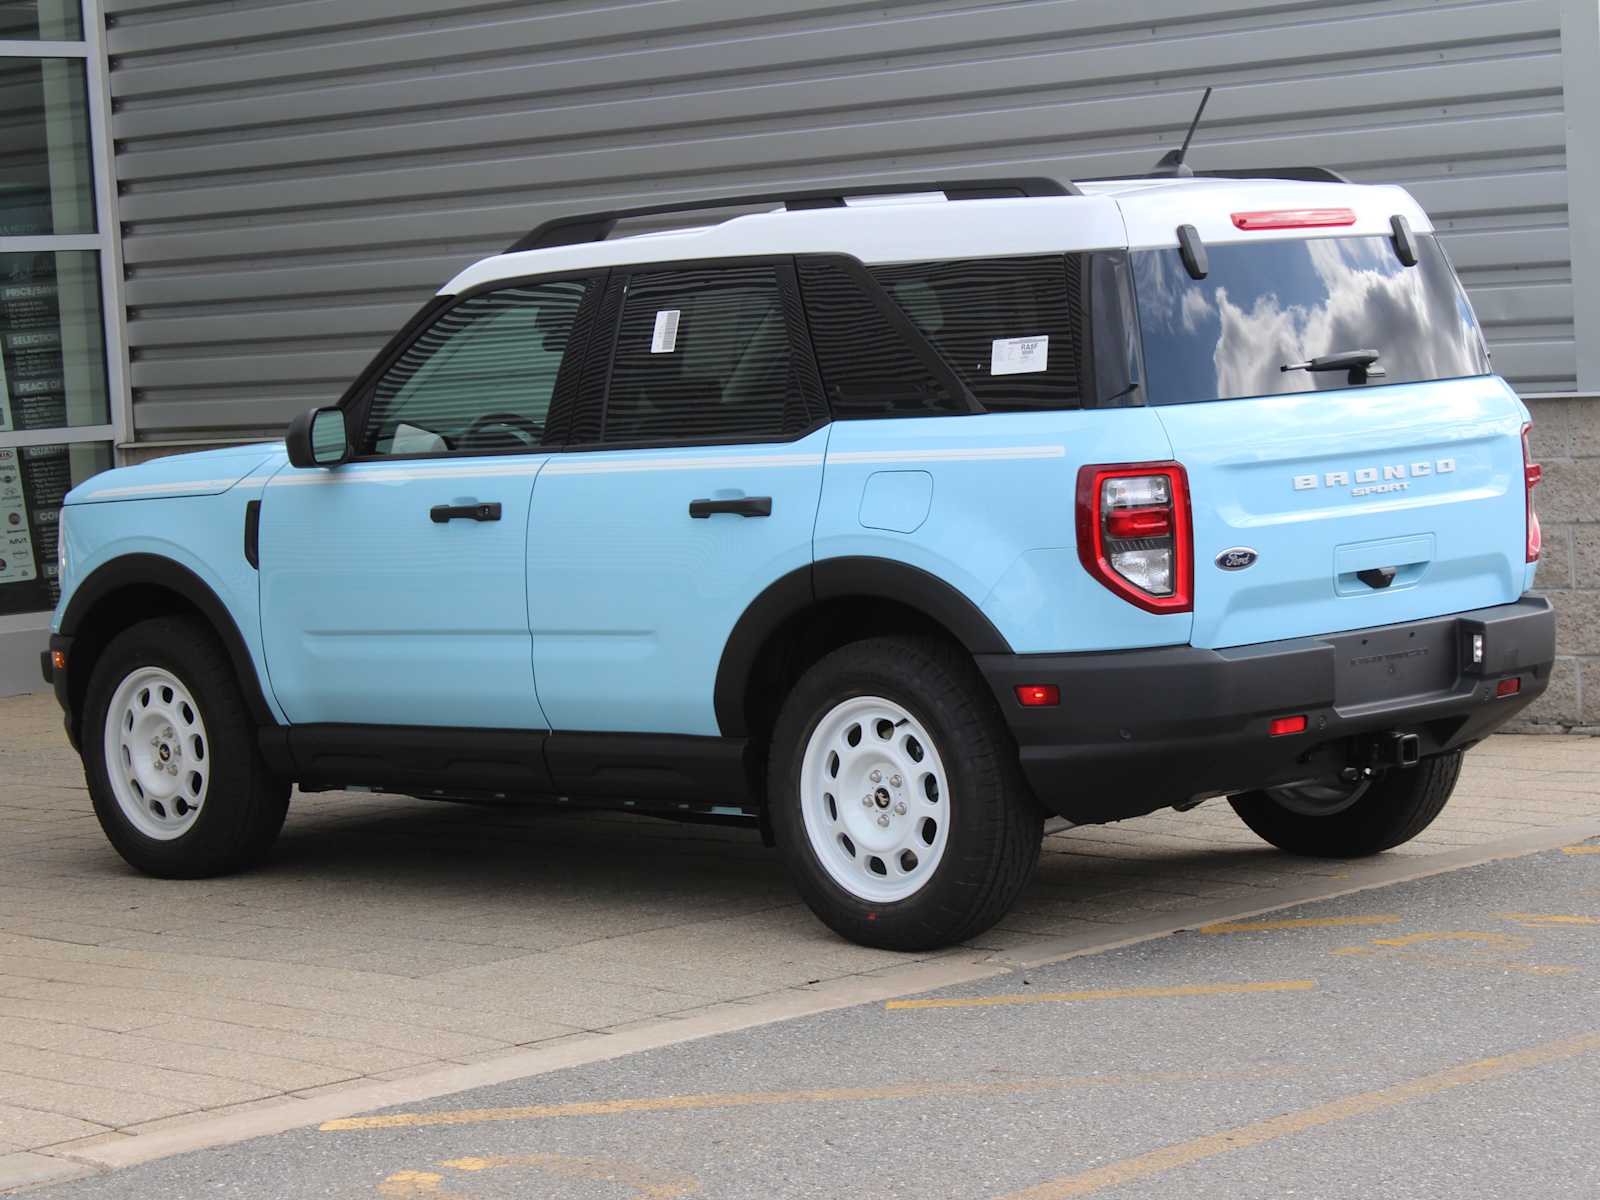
[871,255,1089,411]
[602,264,823,444]
[1132,234,1491,405]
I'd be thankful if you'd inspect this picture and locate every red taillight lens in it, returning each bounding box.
[1231,208,1358,231]
[1269,715,1308,737]
[1076,462,1193,614]
[1522,422,1541,563]
[1015,684,1060,707]
[1104,506,1173,539]
[1495,678,1522,698]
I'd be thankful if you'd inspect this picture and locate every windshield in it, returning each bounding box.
[1131,233,1490,405]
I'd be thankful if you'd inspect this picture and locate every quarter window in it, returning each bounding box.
[871,255,1089,410]
[602,265,820,444]
[360,279,592,456]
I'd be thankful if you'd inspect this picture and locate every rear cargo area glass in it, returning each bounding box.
[1131,234,1490,406]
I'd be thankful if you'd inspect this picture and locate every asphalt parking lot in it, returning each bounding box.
[18,842,1600,1199]
[3,689,1599,1192]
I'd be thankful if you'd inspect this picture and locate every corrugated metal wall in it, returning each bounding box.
[103,0,1576,442]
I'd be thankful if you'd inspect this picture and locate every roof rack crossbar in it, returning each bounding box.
[504,177,1078,253]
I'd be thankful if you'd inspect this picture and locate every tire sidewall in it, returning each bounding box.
[84,621,261,875]
[769,643,1021,945]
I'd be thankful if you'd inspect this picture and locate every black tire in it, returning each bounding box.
[83,616,289,878]
[767,635,1042,951]
[1228,750,1464,857]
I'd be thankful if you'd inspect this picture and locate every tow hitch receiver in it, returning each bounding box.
[1379,732,1422,768]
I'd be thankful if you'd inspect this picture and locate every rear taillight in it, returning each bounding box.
[1076,462,1192,613]
[1523,422,1542,563]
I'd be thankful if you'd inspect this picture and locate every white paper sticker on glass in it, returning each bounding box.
[650,309,681,354]
[0,448,37,585]
[991,335,1049,376]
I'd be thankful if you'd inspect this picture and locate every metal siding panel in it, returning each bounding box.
[109,0,1579,438]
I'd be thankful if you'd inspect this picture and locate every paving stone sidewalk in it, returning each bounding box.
[2,690,1597,1178]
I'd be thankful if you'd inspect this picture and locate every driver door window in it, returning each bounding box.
[360,278,593,456]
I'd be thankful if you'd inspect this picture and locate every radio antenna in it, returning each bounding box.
[1150,86,1212,177]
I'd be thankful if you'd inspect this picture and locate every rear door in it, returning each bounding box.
[1131,232,1529,650]
[527,260,830,735]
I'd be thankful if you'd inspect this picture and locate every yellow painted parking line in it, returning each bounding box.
[1370,931,1525,948]
[1561,845,1600,855]
[1198,915,1401,934]
[1498,912,1600,927]
[885,980,1314,1010]
[323,1067,1293,1133]
[995,1030,1600,1199]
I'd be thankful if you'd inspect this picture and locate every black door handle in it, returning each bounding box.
[430,502,502,523]
[688,496,772,519]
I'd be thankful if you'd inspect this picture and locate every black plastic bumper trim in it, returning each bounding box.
[977,597,1555,825]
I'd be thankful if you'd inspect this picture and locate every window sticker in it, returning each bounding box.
[991,335,1049,376]
[650,309,681,354]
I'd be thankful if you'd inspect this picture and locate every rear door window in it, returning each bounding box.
[601,263,824,445]
[1132,234,1490,405]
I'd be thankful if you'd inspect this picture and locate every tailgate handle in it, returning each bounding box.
[1356,566,1398,590]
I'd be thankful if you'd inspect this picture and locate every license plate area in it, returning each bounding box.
[1332,618,1458,707]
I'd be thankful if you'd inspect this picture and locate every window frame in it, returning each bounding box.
[568,254,832,454]
[337,268,607,464]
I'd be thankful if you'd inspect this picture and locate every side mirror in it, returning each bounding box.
[286,406,350,469]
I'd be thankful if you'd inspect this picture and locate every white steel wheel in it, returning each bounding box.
[102,666,211,841]
[799,694,951,904]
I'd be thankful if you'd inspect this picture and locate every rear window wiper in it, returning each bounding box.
[1281,349,1386,379]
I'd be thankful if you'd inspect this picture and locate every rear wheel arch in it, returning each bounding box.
[59,555,276,745]
[714,557,1012,745]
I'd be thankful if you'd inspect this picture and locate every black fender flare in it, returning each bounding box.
[60,554,279,733]
[713,556,1012,737]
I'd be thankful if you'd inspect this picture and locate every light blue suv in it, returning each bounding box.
[44,172,1555,949]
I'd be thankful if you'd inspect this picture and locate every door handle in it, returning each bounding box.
[688,496,772,519]
[430,502,502,523]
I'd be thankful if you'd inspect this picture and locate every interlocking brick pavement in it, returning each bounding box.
[1,690,1596,1174]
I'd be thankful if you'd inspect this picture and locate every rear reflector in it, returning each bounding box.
[1269,715,1308,737]
[1015,684,1060,707]
[1495,678,1522,698]
[1231,208,1357,231]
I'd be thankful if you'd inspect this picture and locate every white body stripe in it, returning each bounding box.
[81,479,240,500]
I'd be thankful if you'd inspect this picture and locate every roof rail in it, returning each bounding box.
[1087,166,1352,186]
[503,177,1078,253]
[1193,167,1352,184]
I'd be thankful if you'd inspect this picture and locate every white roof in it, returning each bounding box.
[441,177,1434,296]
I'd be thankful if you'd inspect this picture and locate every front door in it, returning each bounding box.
[259,275,599,729]
[528,261,830,735]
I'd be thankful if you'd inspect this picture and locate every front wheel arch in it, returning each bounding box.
[59,555,277,747]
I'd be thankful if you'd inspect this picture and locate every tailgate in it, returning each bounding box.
[1156,376,1530,650]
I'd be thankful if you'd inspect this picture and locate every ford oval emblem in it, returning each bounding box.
[1215,547,1259,571]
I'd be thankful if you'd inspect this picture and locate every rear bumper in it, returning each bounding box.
[977,596,1555,825]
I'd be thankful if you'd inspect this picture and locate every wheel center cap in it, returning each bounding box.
[874,787,891,809]
[158,744,171,762]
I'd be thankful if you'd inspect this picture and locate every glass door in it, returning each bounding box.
[0,0,123,693]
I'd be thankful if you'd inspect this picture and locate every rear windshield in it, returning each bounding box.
[1131,234,1490,406]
